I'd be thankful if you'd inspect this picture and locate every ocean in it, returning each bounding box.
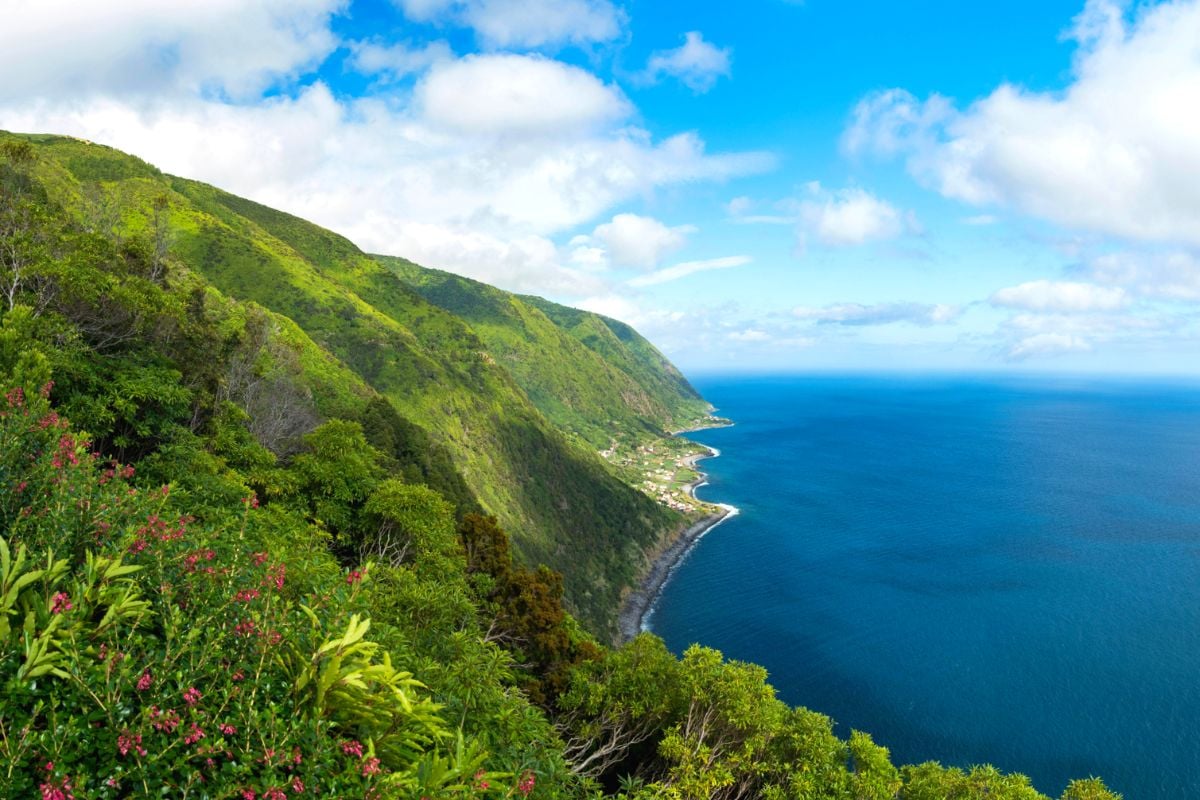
[647,373,1200,799]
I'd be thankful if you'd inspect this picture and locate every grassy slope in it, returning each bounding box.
[521,296,710,433]
[13,133,681,636]
[377,257,710,449]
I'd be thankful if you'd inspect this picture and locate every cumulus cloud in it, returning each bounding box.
[844,0,1200,246]
[0,3,771,299]
[628,256,751,287]
[725,195,795,225]
[993,292,1181,361]
[990,280,1128,313]
[797,184,916,247]
[416,54,631,136]
[0,0,342,102]
[1084,250,1200,301]
[642,32,732,93]
[792,302,960,326]
[1007,333,1092,360]
[346,39,453,80]
[359,219,609,297]
[393,0,625,48]
[590,213,694,269]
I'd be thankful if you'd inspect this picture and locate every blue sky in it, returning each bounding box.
[3,0,1200,374]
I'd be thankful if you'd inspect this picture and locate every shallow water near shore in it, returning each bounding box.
[648,373,1200,800]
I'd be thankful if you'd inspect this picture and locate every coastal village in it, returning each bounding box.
[599,417,733,515]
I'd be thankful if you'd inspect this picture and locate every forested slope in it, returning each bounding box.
[0,132,682,634]
[377,257,710,449]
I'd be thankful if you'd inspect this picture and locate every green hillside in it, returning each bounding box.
[520,297,708,433]
[0,132,682,636]
[376,257,711,449]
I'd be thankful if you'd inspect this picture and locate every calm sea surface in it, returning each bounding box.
[647,374,1200,799]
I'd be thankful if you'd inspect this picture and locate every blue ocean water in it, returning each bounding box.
[647,374,1200,800]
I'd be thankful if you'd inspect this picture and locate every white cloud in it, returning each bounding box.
[346,39,453,80]
[628,256,751,287]
[845,0,1200,246]
[590,213,694,269]
[725,195,794,225]
[416,54,631,136]
[0,0,342,103]
[360,219,608,297]
[1007,333,1091,360]
[393,0,624,48]
[792,302,960,326]
[1084,250,1200,301]
[990,280,1128,312]
[642,31,732,93]
[798,185,915,247]
[725,196,752,216]
[0,12,771,299]
[728,328,770,342]
[574,294,687,331]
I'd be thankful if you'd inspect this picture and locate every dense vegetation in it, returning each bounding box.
[0,133,1122,799]
[0,132,712,636]
[377,258,709,450]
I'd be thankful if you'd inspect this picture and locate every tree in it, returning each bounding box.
[0,141,54,313]
[362,479,457,566]
[657,645,785,800]
[149,193,173,282]
[289,420,383,538]
[556,633,683,779]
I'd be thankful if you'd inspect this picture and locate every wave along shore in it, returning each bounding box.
[617,429,738,643]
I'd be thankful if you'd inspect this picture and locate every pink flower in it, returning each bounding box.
[219,723,237,736]
[341,740,364,758]
[263,789,287,800]
[346,570,363,585]
[137,669,153,691]
[150,706,182,733]
[38,766,75,800]
[241,791,256,800]
[360,757,381,777]
[50,593,72,614]
[183,687,203,706]
[266,563,286,591]
[117,731,146,758]
[234,589,260,603]
[183,722,205,745]
[517,771,536,797]
[291,777,305,794]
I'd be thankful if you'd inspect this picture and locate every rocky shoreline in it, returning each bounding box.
[616,426,738,644]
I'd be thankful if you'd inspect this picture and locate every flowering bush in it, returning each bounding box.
[0,383,518,798]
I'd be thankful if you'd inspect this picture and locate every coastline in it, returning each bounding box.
[616,426,738,643]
